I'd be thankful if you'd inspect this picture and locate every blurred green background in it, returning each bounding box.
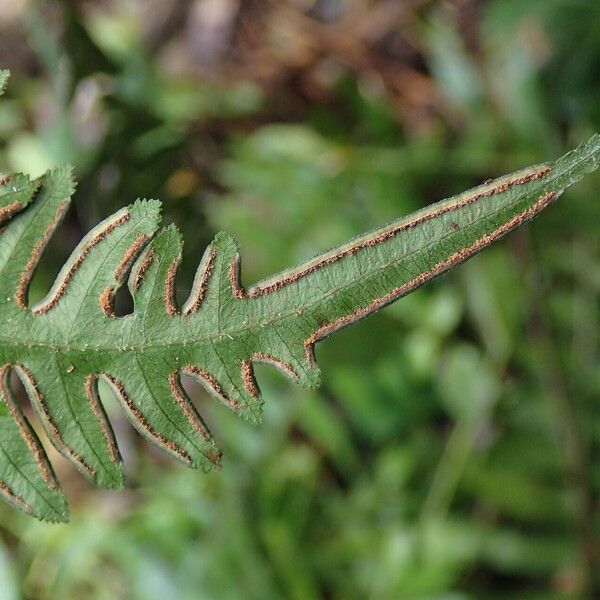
[0,1,599,598]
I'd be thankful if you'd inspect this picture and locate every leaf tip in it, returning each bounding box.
[46,500,70,524]
[132,197,162,223]
[154,223,183,251]
[31,491,70,524]
[43,165,77,199]
[213,230,240,253]
[97,465,126,491]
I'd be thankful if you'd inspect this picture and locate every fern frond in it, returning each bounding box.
[0,71,598,521]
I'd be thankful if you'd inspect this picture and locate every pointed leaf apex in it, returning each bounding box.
[213,230,240,250]
[156,223,183,247]
[44,165,77,198]
[44,497,70,524]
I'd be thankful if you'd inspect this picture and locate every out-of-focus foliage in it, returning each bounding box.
[0,1,598,599]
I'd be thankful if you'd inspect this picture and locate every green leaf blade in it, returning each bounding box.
[242,135,599,372]
[0,64,597,523]
[0,367,68,522]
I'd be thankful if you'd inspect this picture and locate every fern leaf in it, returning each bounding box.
[0,71,598,521]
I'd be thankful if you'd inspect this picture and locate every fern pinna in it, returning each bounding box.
[0,70,598,522]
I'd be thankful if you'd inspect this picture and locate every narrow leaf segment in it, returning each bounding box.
[0,70,598,521]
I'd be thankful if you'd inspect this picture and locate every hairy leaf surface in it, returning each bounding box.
[0,71,598,521]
